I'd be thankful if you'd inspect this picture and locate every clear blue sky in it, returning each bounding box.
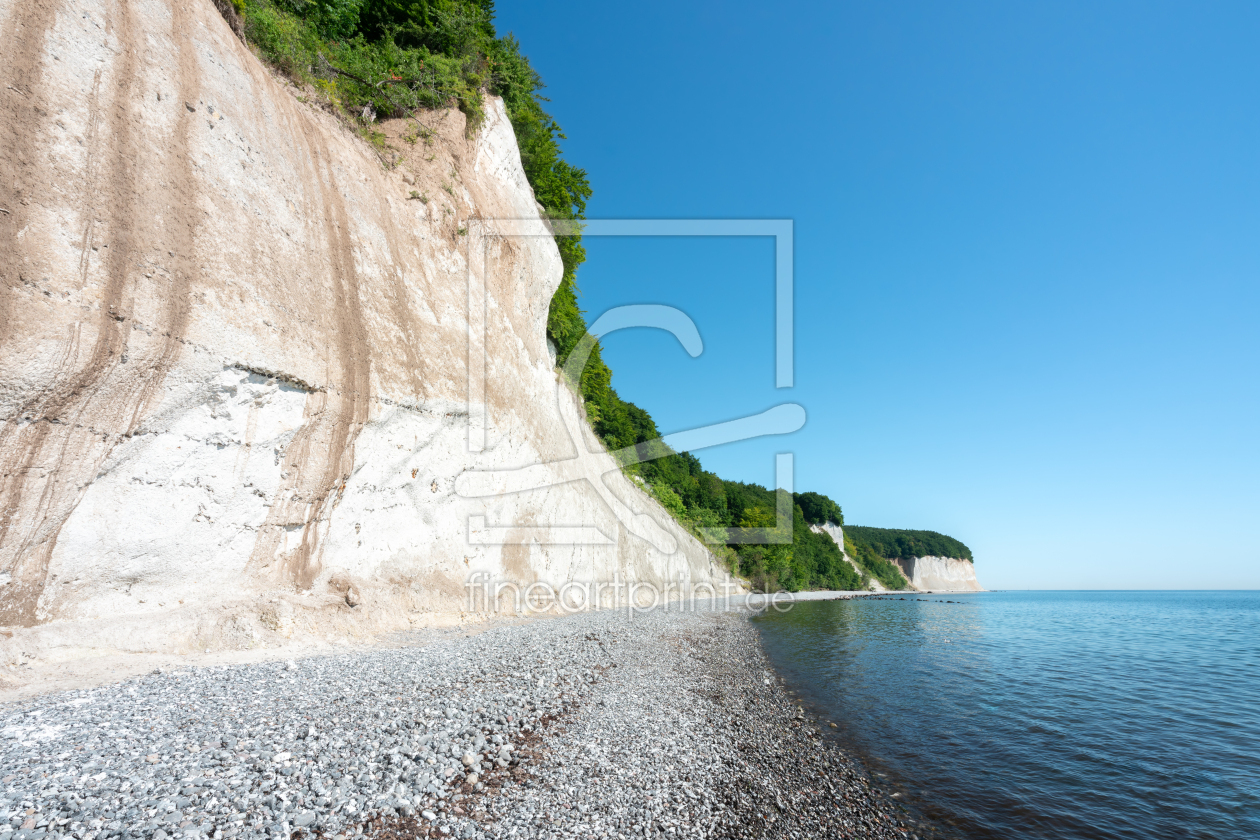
[494,1,1260,589]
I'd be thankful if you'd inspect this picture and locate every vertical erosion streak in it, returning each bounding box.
[0,0,197,626]
[370,177,426,403]
[0,0,57,347]
[0,0,126,626]
[248,129,371,591]
[127,0,197,426]
[0,0,62,626]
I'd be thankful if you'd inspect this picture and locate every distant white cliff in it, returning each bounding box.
[893,557,984,592]
[810,524,983,592]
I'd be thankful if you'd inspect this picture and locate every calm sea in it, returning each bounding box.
[753,591,1260,840]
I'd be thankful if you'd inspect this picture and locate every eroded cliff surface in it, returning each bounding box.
[0,0,731,661]
[893,557,984,592]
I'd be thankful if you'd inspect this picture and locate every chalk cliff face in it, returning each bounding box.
[893,557,983,592]
[810,524,982,592]
[0,0,730,660]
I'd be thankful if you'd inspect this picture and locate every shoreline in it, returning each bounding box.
[0,589,958,707]
[1,603,927,840]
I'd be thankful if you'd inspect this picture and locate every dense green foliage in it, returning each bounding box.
[793,491,844,526]
[642,478,862,593]
[240,1,487,121]
[230,1,967,593]
[842,533,910,590]
[717,489,863,593]
[843,527,973,562]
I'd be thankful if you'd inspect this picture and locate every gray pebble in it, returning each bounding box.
[1,604,922,840]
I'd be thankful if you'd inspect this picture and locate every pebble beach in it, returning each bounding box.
[1,605,920,840]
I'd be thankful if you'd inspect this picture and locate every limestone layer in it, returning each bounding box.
[0,0,730,662]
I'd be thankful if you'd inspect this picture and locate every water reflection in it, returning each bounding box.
[754,592,1260,840]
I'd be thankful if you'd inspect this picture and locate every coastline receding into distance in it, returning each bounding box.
[2,1,984,838]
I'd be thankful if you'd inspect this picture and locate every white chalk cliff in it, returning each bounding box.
[892,556,983,592]
[810,523,982,592]
[0,0,733,664]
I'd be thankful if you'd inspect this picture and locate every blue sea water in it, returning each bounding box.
[752,591,1260,840]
